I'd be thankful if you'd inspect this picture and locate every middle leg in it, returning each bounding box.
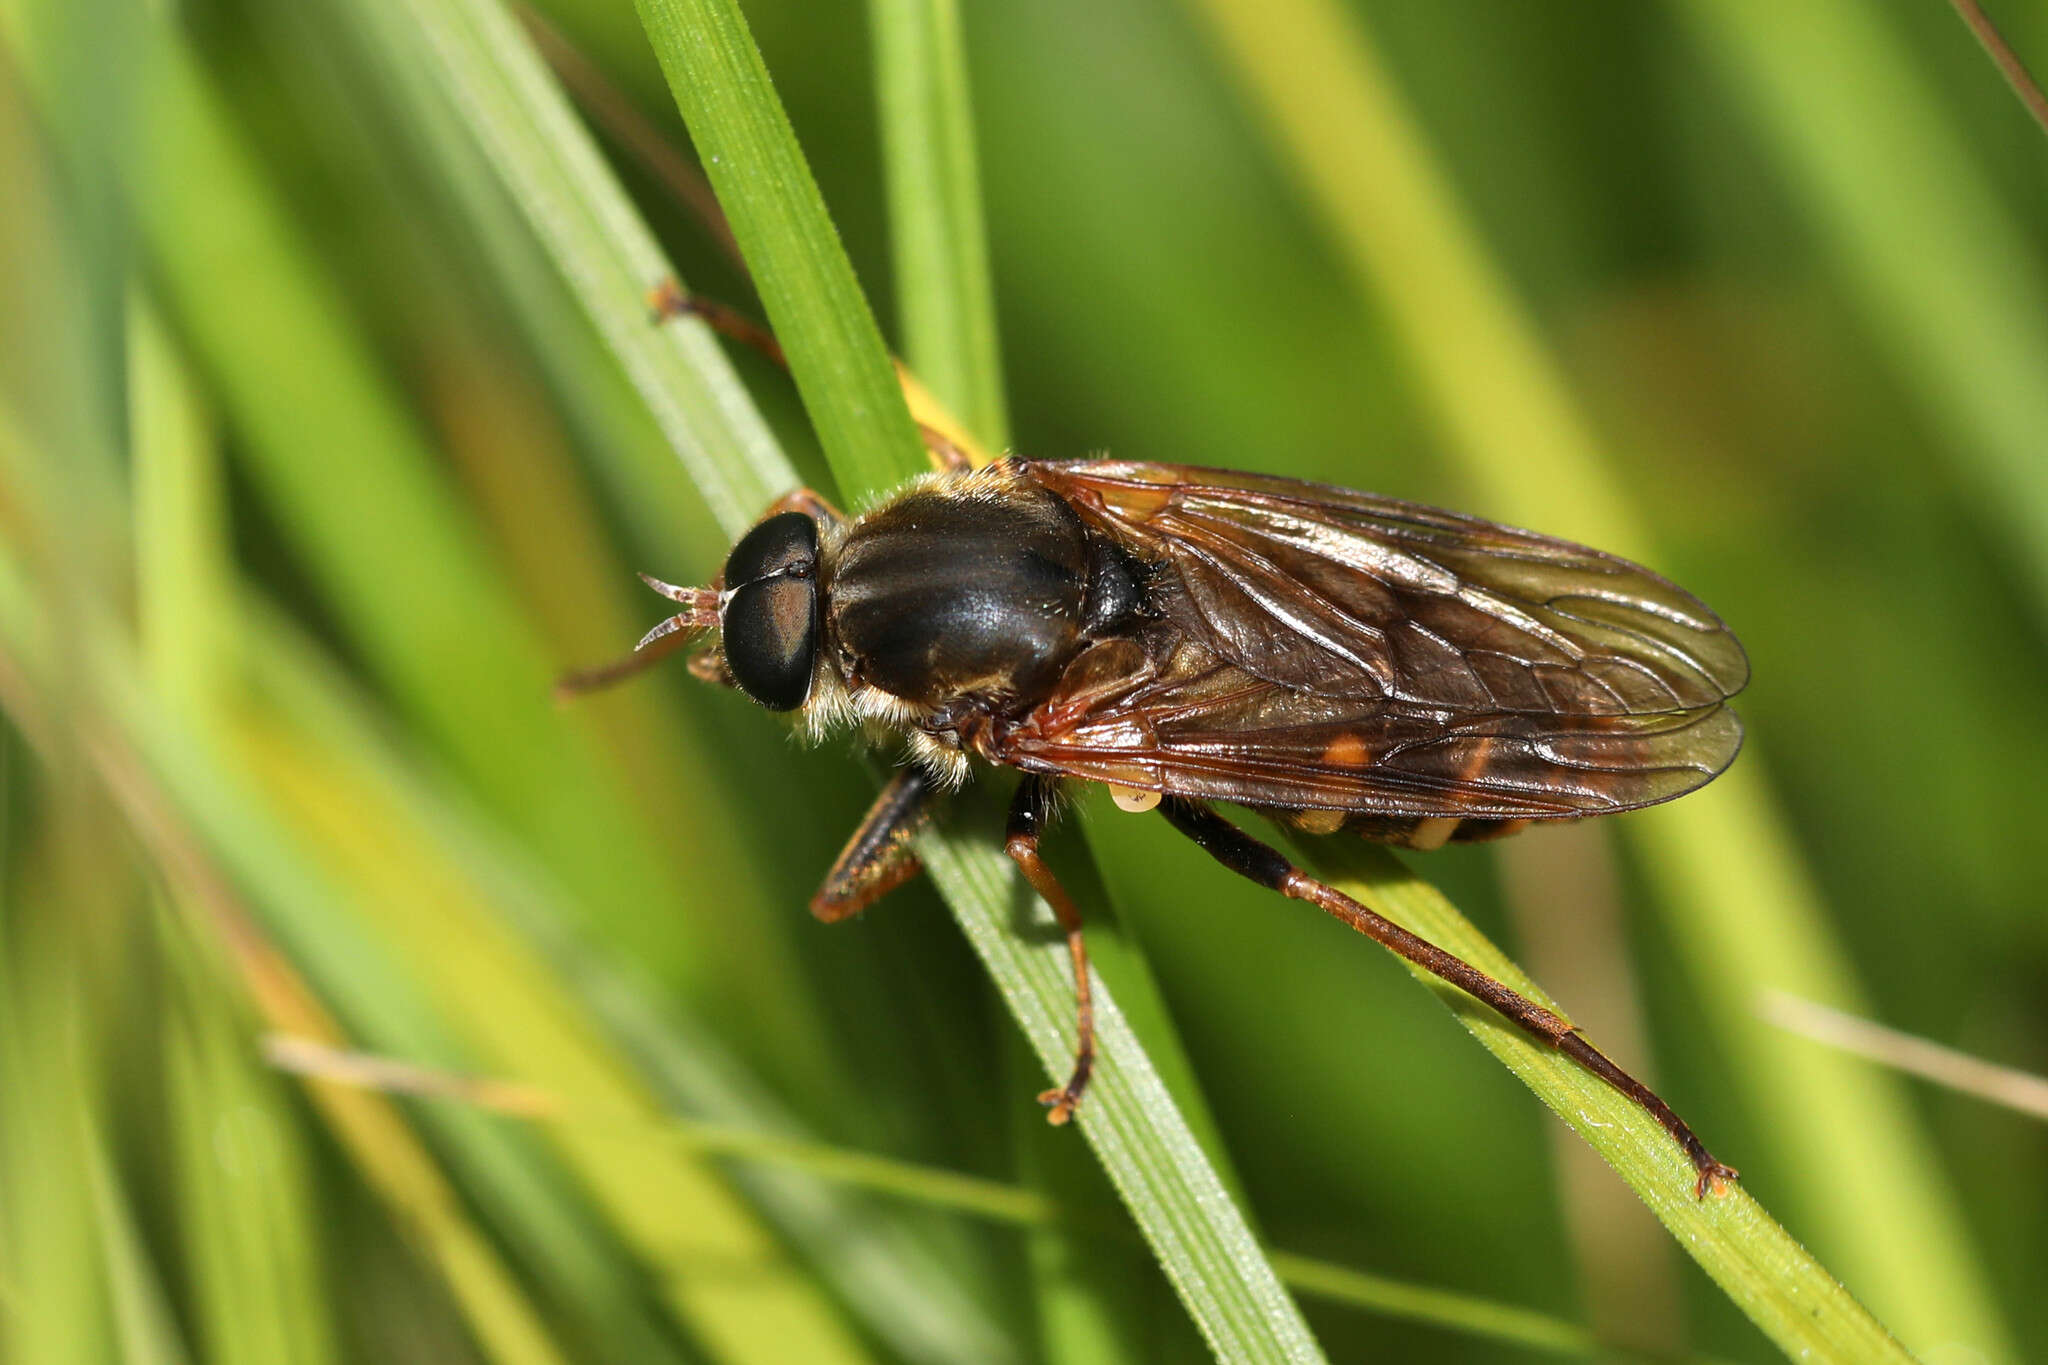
[1005,775,1096,1125]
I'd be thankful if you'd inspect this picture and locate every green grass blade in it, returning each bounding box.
[1180,0,2005,1358]
[131,297,336,1365]
[908,818,1322,1363]
[869,0,1009,447]
[128,295,233,718]
[359,0,796,530]
[866,0,1259,1340]
[246,601,1017,1365]
[379,0,1328,1354]
[83,1094,195,1365]
[128,25,691,966]
[1680,0,2048,624]
[1298,835,1913,1364]
[0,926,118,1365]
[162,931,337,1365]
[624,9,1325,1354]
[632,0,924,504]
[228,702,879,1365]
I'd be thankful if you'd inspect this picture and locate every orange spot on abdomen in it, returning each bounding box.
[1321,733,1370,767]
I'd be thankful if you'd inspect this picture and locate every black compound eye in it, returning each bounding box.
[721,575,818,710]
[723,512,818,588]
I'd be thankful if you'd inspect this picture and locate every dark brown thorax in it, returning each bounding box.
[829,481,1095,711]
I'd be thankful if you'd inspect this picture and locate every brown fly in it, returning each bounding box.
[564,306,1749,1198]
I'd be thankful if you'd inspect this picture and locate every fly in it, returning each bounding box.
[565,306,1749,1199]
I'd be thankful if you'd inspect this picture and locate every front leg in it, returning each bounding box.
[650,279,980,474]
[1005,775,1097,1125]
[811,767,936,922]
[762,486,847,532]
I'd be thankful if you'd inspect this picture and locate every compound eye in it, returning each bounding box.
[721,575,818,710]
[723,512,818,587]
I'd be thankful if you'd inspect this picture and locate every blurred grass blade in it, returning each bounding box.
[245,600,1017,1365]
[1679,0,2048,625]
[126,23,694,980]
[128,295,232,718]
[631,4,1324,1350]
[1760,992,2048,1123]
[1183,0,1632,546]
[30,556,856,1365]
[1184,0,2010,1357]
[632,0,925,503]
[369,0,1329,1354]
[350,0,795,537]
[356,0,795,530]
[84,1107,194,1365]
[869,0,1009,446]
[220,671,875,1362]
[1297,836,1913,1365]
[1945,0,2048,137]
[124,788,578,1365]
[131,297,335,1365]
[0,955,117,1365]
[274,1033,1740,1363]
[103,77,872,1342]
[163,927,339,1365]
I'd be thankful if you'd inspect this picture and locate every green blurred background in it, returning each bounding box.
[2,0,2046,1361]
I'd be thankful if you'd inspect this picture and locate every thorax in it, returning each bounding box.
[828,474,1093,712]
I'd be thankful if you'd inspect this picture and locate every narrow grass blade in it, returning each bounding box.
[1297,835,1914,1365]
[127,26,692,966]
[1680,0,2048,623]
[865,2,1268,1347]
[131,298,337,1365]
[1760,992,2048,1123]
[631,0,926,504]
[869,0,1009,446]
[376,0,1329,1354]
[246,601,1016,1365]
[128,295,233,717]
[0,908,119,1365]
[162,924,339,1365]
[83,1111,194,1365]
[1184,0,2006,1356]
[271,1032,1763,1364]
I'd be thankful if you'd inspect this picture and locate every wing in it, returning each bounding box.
[1002,460,1747,819]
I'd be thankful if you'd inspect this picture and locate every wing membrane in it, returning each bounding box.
[1008,461,1747,819]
